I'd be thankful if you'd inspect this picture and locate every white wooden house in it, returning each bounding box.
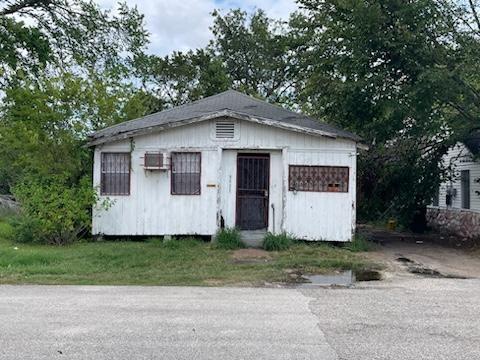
[428,131,480,239]
[87,90,364,242]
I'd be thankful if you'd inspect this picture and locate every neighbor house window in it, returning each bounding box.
[432,187,440,207]
[461,170,470,209]
[101,152,130,195]
[289,165,349,193]
[171,152,201,195]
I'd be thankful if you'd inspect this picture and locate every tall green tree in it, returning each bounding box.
[0,0,148,85]
[136,9,298,109]
[211,9,297,103]
[137,49,230,109]
[293,0,480,227]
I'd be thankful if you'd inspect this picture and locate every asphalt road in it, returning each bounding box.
[0,278,479,360]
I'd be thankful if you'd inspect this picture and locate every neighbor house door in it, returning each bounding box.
[236,153,270,230]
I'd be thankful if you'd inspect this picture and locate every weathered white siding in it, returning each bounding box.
[435,143,480,212]
[284,148,356,241]
[93,117,358,241]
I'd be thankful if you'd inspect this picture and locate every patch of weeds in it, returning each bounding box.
[146,237,164,246]
[0,217,15,241]
[215,228,245,250]
[263,232,294,251]
[344,234,373,252]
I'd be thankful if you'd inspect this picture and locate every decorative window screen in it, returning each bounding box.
[101,153,130,195]
[171,152,201,195]
[289,165,349,193]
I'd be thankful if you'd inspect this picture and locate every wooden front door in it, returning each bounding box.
[236,154,270,230]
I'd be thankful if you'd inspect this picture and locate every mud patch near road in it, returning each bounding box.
[395,256,467,279]
[396,256,414,264]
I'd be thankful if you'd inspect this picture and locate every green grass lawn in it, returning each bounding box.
[0,219,377,286]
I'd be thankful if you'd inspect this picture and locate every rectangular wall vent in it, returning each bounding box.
[215,121,235,139]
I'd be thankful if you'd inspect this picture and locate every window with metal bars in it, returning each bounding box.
[289,165,349,193]
[101,153,130,195]
[171,152,201,195]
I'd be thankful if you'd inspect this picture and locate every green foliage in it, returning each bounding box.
[138,49,231,108]
[215,227,245,250]
[12,175,109,245]
[262,232,294,251]
[0,0,148,86]
[293,0,480,228]
[210,9,296,102]
[0,72,150,193]
[0,217,14,241]
[344,235,373,253]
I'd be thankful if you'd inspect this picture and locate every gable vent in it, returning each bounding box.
[215,121,235,139]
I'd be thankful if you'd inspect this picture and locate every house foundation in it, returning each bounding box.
[427,207,480,240]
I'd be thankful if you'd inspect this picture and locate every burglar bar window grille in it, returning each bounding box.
[101,153,130,195]
[171,152,201,195]
[289,165,349,193]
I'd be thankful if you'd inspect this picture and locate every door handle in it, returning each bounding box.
[264,190,269,197]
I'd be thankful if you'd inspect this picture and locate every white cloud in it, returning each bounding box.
[97,0,298,56]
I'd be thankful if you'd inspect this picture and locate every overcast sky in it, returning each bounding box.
[98,0,298,56]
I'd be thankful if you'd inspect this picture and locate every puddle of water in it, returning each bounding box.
[299,269,382,287]
[355,269,383,281]
[300,271,353,287]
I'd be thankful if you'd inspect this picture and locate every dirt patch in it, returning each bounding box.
[358,223,480,250]
[361,226,480,279]
[395,256,469,279]
[230,249,272,264]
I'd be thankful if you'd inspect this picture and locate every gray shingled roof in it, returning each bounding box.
[88,90,361,145]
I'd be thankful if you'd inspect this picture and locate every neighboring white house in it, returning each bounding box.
[87,90,365,242]
[428,131,480,239]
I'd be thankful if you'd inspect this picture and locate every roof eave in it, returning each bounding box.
[86,109,361,147]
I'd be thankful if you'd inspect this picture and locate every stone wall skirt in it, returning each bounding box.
[427,207,480,240]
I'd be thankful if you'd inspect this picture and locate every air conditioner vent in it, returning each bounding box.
[143,152,169,170]
[215,121,235,139]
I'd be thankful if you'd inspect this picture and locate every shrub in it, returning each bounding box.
[345,234,373,252]
[262,232,294,251]
[12,175,110,245]
[8,216,43,243]
[215,227,244,250]
[0,217,15,240]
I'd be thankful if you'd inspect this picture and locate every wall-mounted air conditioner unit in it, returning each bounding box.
[143,152,169,170]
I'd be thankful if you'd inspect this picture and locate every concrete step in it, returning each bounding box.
[240,230,267,248]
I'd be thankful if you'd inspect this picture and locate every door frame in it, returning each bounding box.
[235,153,270,230]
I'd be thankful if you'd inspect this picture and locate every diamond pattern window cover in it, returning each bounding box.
[289,165,349,193]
